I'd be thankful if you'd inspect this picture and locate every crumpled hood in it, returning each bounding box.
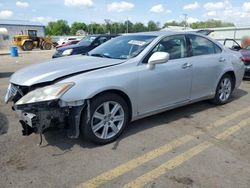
[10,55,125,86]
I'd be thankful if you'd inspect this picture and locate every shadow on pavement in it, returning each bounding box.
[231,88,248,101]
[0,72,14,78]
[42,128,95,151]
[243,78,250,82]
[0,112,9,135]
[42,88,248,151]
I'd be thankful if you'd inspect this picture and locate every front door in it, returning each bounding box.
[138,35,192,114]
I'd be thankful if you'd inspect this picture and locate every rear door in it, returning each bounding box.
[187,34,225,100]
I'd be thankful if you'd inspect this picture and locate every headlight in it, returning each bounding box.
[62,49,73,56]
[16,83,74,105]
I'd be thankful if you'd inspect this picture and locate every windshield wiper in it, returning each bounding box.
[90,53,112,58]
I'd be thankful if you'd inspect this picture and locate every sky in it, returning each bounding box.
[0,0,250,26]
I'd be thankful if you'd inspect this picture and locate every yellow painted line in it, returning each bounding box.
[206,106,250,130]
[123,142,212,188]
[77,107,250,188]
[77,135,194,188]
[215,118,250,140]
[123,118,250,188]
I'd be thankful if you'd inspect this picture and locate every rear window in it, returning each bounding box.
[189,35,222,56]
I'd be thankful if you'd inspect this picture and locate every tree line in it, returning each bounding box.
[45,19,235,36]
[164,20,235,29]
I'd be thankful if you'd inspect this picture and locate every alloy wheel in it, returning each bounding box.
[218,77,232,102]
[91,101,125,140]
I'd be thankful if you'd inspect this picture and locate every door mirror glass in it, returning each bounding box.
[93,42,99,47]
[232,45,242,51]
[147,52,169,70]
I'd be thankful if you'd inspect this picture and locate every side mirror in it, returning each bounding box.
[231,45,242,51]
[147,52,170,70]
[93,42,99,47]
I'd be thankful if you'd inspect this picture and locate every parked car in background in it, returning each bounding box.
[52,36,83,47]
[224,38,250,78]
[240,46,250,78]
[5,32,245,144]
[52,34,119,58]
[57,37,82,46]
[55,39,80,49]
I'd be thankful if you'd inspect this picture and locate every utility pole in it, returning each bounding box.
[126,17,129,33]
[104,19,111,34]
[183,14,188,30]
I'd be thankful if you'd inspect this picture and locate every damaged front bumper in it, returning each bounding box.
[14,100,85,138]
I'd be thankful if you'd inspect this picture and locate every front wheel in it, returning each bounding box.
[211,74,233,105]
[23,42,33,51]
[81,93,129,144]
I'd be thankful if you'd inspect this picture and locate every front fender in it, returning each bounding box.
[58,64,139,117]
[21,39,33,46]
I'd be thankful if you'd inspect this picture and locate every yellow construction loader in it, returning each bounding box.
[12,30,52,51]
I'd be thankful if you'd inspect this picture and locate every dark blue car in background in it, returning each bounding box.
[52,34,119,58]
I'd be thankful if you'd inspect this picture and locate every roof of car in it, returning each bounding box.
[123,31,202,37]
[88,32,204,37]
[89,34,119,37]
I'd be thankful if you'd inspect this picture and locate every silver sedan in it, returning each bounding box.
[5,32,245,144]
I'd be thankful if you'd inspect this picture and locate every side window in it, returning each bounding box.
[189,35,221,56]
[214,44,222,53]
[110,36,117,39]
[151,35,188,60]
[28,30,37,37]
[97,37,108,45]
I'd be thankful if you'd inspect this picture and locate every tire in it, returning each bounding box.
[81,93,129,144]
[43,42,52,50]
[211,74,233,105]
[23,41,33,51]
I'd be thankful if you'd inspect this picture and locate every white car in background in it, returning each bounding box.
[57,36,84,45]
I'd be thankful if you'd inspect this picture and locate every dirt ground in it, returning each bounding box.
[0,51,250,188]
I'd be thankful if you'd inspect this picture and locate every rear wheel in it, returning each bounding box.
[81,93,129,144]
[211,74,233,105]
[23,41,33,51]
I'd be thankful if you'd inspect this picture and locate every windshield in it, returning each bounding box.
[88,35,156,59]
[78,35,97,46]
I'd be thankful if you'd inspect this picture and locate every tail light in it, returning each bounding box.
[240,56,250,65]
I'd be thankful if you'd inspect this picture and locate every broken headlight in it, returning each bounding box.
[15,83,74,105]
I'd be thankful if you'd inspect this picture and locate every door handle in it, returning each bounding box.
[182,63,192,69]
[219,57,226,62]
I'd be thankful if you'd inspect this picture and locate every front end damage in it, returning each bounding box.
[15,100,85,138]
[5,83,86,139]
